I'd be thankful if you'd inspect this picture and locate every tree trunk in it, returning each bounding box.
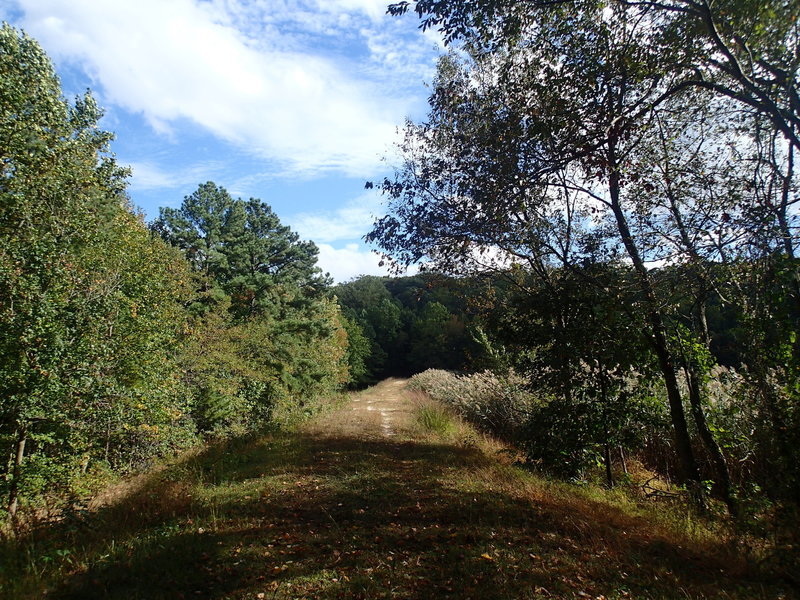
[686,368,738,516]
[600,373,614,488]
[690,301,739,516]
[776,136,800,311]
[604,443,614,488]
[8,429,27,518]
[662,151,739,515]
[607,166,702,498]
[619,445,628,475]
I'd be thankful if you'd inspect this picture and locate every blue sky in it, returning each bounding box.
[1,0,442,282]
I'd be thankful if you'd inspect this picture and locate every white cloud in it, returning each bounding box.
[316,242,417,283]
[289,193,381,243]
[127,160,226,192]
[313,0,385,21]
[13,0,435,176]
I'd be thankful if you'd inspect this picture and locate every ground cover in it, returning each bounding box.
[0,379,795,599]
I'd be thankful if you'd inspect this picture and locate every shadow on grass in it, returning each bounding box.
[9,430,796,600]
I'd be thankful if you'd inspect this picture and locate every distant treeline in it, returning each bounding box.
[337,264,773,386]
[333,274,483,385]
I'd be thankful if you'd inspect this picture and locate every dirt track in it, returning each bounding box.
[305,377,416,441]
[348,378,415,437]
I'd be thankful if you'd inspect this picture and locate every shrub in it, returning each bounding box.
[409,369,536,438]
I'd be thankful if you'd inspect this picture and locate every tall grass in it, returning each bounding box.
[408,369,536,439]
[415,402,456,436]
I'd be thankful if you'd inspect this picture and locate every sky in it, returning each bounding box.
[1,0,443,282]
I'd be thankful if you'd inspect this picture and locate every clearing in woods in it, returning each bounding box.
[11,379,795,599]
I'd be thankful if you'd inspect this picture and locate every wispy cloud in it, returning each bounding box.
[289,193,381,244]
[316,242,417,283]
[127,160,227,192]
[12,0,438,177]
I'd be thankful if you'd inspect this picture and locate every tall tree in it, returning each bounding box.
[379,0,798,505]
[369,6,711,492]
[154,182,348,432]
[152,182,327,317]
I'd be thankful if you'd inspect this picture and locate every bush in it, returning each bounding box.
[409,369,536,438]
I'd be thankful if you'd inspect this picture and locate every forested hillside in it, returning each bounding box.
[333,274,484,384]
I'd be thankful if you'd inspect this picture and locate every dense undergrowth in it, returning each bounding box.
[409,369,800,587]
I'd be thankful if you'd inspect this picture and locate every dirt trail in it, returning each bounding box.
[338,377,415,438]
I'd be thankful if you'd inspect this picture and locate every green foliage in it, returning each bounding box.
[334,274,481,384]
[0,28,350,516]
[334,276,401,382]
[156,182,349,436]
[0,24,196,512]
[520,382,667,480]
[178,283,349,435]
[339,315,370,386]
[728,255,800,502]
[152,182,328,319]
[408,301,453,371]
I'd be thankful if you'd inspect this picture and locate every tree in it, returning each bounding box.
[152,182,327,318]
[368,7,714,492]
[624,92,758,513]
[334,276,402,383]
[408,301,451,371]
[154,183,348,432]
[376,0,799,508]
[339,315,371,386]
[0,24,193,514]
[389,0,800,150]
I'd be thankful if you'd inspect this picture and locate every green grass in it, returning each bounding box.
[0,385,796,599]
[415,402,457,437]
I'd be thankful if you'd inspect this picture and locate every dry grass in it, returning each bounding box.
[0,381,795,599]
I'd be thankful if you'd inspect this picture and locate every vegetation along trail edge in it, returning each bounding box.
[7,379,793,599]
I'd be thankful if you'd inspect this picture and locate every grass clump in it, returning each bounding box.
[415,401,457,437]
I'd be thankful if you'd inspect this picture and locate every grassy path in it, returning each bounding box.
[5,380,796,599]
